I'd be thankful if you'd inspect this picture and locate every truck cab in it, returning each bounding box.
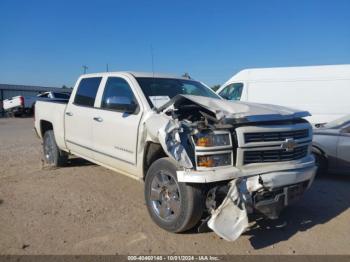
[34,72,316,241]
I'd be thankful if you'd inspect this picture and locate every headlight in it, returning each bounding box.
[193,133,231,147]
[197,153,232,167]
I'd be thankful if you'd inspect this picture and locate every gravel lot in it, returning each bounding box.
[0,117,349,255]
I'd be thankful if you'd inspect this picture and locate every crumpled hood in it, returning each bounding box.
[159,95,310,123]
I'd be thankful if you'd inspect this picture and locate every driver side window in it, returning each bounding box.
[219,83,243,100]
[101,77,137,111]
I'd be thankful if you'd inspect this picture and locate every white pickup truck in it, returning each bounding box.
[3,92,70,117]
[3,96,37,117]
[34,72,316,241]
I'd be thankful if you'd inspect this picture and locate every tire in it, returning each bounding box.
[43,130,68,167]
[144,157,204,233]
[14,112,22,117]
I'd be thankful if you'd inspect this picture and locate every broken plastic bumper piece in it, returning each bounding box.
[207,165,316,241]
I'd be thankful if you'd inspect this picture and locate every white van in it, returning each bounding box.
[216,65,350,124]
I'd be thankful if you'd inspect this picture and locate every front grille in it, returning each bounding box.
[244,129,309,143]
[243,145,308,164]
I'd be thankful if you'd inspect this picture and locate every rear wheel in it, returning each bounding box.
[43,130,68,167]
[144,158,204,233]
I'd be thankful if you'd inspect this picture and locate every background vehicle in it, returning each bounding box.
[216,64,350,124]
[3,95,37,117]
[34,72,316,241]
[313,115,350,175]
[3,91,70,117]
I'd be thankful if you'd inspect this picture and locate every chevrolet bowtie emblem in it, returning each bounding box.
[281,138,297,152]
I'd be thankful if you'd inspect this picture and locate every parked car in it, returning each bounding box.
[3,91,70,117]
[216,64,350,124]
[34,71,316,241]
[313,115,350,175]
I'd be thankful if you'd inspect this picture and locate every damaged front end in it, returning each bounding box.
[144,94,317,241]
[205,169,314,241]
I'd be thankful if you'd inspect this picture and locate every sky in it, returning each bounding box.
[0,0,349,87]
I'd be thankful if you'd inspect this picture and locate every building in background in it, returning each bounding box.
[0,84,71,117]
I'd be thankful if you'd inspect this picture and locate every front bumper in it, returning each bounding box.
[177,155,316,184]
[204,162,317,241]
[206,172,316,242]
[251,180,310,219]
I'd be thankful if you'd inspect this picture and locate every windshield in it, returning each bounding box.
[324,115,350,129]
[136,77,221,108]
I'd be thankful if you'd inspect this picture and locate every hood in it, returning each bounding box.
[158,95,310,123]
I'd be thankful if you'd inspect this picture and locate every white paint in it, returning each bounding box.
[217,64,350,124]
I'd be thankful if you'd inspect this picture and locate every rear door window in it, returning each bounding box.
[219,83,243,100]
[74,77,102,107]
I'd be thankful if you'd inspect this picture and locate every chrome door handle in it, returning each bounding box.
[93,116,103,122]
[66,112,73,116]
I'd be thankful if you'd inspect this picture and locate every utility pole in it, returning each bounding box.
[182,72,191,79]
[82,65,88,74]
[106,63,109,72]
[150,45,154,77]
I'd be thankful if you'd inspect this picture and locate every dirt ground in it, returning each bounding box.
[0,117,349,255]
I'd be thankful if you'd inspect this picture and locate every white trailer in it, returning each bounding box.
[216,64,350,124]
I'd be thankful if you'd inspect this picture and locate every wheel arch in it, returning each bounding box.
[312,144,329,172]
[312,144,327,158]
[143,141,167,180]
[40,120,53,137]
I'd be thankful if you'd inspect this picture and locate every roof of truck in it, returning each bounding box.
[81,71,191,80]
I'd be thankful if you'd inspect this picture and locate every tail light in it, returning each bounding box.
[19,96,24,106]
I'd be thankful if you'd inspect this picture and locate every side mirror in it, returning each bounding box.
[104,96,137,113]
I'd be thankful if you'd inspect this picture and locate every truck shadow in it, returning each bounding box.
[65,157,96,167]
[245,174,350,249]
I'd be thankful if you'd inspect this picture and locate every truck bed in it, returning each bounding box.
[34,100,68,151]
[35,98,69,104]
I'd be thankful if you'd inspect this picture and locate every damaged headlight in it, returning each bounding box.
[197,153,232,167]
[193,132,231,147]
[193,131,234,169]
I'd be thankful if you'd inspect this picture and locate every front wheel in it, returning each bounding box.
[43,130,68,167]
[144,158,204,233]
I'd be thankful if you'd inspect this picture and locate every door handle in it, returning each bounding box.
[93,116,103,122]
[66,112,73,116]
